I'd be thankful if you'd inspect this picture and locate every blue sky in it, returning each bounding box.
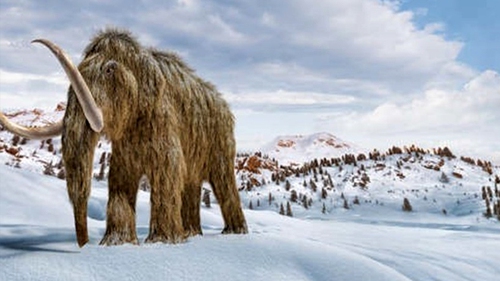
[0,0,499,162]
[401,0,500,72]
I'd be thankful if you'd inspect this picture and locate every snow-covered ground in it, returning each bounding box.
[1,164,499,281]
[1,108,499,280]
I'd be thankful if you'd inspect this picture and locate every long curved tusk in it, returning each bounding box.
[32,39,104,133]
[0,113,63,139]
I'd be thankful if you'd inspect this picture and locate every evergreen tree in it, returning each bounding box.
[286,201,293,217]
[496,199,500,221]
[290,190,298,202]
[328,174,334,188]
[43,161,55,176]
[310,180,317,192]
[343,198,349,209]
[279,203,285,215]
[11,135,20,146]
[484,197,492,218]
[202,188,211,208]
[487,186,493,199]
[95,158,106,180]
[439,172,449,183]
[302,196,309,209]
[99,152,106,164]
[402,198,412,212]
[321,188,328,199]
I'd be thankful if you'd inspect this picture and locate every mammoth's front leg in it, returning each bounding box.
[100,151,140,246]
[145,143,187,244]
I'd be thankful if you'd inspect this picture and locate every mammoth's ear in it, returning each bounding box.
[103,60,118,77]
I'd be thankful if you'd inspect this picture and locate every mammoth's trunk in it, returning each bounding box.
[62,101,99,247]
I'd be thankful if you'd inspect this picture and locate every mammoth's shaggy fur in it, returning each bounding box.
[61,28,247,246]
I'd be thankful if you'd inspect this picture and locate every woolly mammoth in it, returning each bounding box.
[0,29,247,247]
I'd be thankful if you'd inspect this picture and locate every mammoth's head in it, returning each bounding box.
[0,29,141,141]
[75,30,142,140]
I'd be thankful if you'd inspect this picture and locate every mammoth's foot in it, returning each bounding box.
[145,230,187,244]
[102,189,139,246]
[183,225,203,238]
[222,223,248,235]
[100,231,139,246]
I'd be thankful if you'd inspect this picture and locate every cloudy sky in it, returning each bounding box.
[0,0,499,163]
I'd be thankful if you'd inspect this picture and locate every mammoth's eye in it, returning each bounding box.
[103,60,118,77]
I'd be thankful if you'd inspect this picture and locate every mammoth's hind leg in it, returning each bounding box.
[209,156,248,235]
[100,159,140,246]
[181,182,203,237]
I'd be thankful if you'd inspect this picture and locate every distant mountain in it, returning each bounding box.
[261,132,364,165]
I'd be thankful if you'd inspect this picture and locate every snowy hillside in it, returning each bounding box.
[237,146,500,222]
[1,107,500,281]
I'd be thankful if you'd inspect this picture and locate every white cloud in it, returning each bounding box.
[317,70,500,162]
[207,14,248,44]
[177,0,198,9]
[261,12,276,27]
[0,69,66,86]
[189,0,467,103]
[0,0,496,162]
[0,0,467,94]
[0,69,67,110]
[255,62,329,84]
[424,61,478,91]
[324,70,499,132]
[423,22,445,34]
[224,89,356,107]
[284,0,462,77]
[136,1,249,46]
